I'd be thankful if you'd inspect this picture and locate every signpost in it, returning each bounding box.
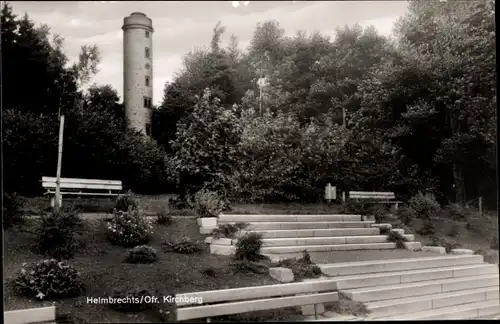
[54,114,65,212]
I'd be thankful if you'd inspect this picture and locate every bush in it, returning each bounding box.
[212,222,249,239]
[156,207,173,226]
[339,201,370,215]
[386,231,408,249]
[396,206,417,226]
[192,189,225,218]
[234,232,263,261]
[109,287,153,312]
[444,203,469,221]
[114,191,138,212]
[408,192,440,220]
[429,234,460,253]
[124,245,157,264]
[334,292,371,317]
[272,251,322,280]
[368,204,389,222]
[446,223,460,237]
[106,207,153,247]
[3,191,24,227]
[230,259,269,274]
[417,220,436,236]
[200,266,218,277]
[465,217,485,234]
[162,237,203,254]
[14,259,84,300]
[36,206,84,259]
[490,235,499,250]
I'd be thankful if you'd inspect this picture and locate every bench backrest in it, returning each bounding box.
[41,176,122,191]
[349,191,395,200]
[175,280,339,320]
[4,306,55,324]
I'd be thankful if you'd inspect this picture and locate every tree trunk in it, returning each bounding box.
[453,164,466,204]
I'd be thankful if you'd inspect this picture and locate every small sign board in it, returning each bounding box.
[325,183,336,201]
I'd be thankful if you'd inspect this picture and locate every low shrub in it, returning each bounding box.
[446,223,460,237]
[36,206,84,259]
[124,245,157,264]
[408,192,440,220]
[109,287,153,312]
[475,250,499,264]
[386,231,408,249]
[156,209,173,226]
[212,222,249,239]
[396,206,417,226]
[14,259,84,300]
[367,204,389,222]
[3,191,25,227]
[230,259,269,274]
[339,201,370,215]
[416,220,436,236]
[429,234,460,253]
[490,235,499,250]
[333,292,371,317]
[200,266,218,277]
[234,232,264,261]
[444,203,470,221]
[106,207,153,247]
[272,251,322,280]
[465,217,485,235]
[192,189,225,218]
[114,191,138,212]
[162,237,203,254]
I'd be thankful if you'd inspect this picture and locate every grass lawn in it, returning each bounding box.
[4,216,303,323]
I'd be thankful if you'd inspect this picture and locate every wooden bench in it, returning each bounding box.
[175,280,339,321]
[348,191,402,211]
[41,176,123,207]
[4,306,55,324]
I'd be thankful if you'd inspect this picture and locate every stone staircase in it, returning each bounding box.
[209,213,422,256]
[317,254,500,320]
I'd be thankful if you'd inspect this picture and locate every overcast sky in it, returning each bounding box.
[9,1,409,105]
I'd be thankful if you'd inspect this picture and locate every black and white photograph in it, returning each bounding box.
[2,0,498,322]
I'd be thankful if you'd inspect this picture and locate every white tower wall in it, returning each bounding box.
[122,12,153,135]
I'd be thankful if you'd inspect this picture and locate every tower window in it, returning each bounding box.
[145,63,150,69]
[145,76,150,86]
[143,97,152,108]
[145,47,150,59]
[145,30,150,38]
[146,123,151,136]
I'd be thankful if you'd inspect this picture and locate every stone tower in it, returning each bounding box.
[122,12,153,135]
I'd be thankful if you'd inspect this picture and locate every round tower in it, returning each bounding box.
[122,12,153,135]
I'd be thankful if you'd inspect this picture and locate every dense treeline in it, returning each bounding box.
[3,1,496,207]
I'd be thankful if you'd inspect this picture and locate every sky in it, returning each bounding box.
[9,1,409,105]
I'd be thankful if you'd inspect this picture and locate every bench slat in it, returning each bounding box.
[176,280,338,307]
[177,291,338,321]
[4,306,55,324]
[42,177,121,185]
[42,182,122,190]
[44,191,119,197]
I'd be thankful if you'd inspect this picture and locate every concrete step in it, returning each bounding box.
[375,299,500,320]
[333,263,499,290]
[342,274,499,302]
[260,235,415,247]
[366,286,499,318]
[260,242,421,254]
[320,254,485,276]
[236,228,381,238]
[219,214,362,222]
[230,221,375,230]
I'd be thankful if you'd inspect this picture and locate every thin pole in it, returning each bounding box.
[479,196,483,216]
[342,106,346,127]
[54,114,65,212]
